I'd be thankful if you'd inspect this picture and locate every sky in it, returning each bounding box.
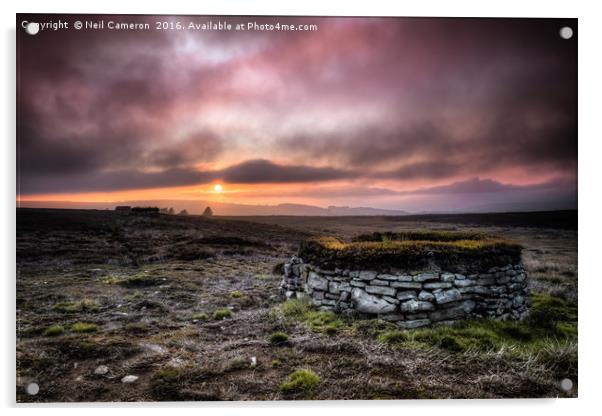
[17,15,577,213]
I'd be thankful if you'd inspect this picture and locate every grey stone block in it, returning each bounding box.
[391,281,422,289]
[359,271,378,281]
[365,285,396,297]
[382,295,400,304]
[400,299,435,313]
[423,282,453,289]
[396,290,417,301]
[379,313,405,322]
[418,290,435,302]
[397,319,431,329]
[454,279,475,287]
[413,272,438,282]
[378,274,411,281]
[307,271,329,291]
[329,281,350,294]
[350,288,397,314]
[440,273,455,282]
[434,289,465,305]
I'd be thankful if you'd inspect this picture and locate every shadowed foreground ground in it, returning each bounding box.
[16,209,577,401]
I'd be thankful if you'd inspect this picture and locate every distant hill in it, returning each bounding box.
[17,199,409,216]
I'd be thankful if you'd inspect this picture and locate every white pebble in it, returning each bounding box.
[121,375,139,383]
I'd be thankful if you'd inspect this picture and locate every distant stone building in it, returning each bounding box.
[115,206,131,213]
[202,206,214,217]
[131,206,160,216]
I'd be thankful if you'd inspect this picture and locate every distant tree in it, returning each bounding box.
[178,209,189,216]
[202,206,214,217]
[168,207,175,215]
[160,207,169,214]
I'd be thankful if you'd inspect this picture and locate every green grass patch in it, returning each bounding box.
[119,272,161,287]
[306,311,344,334]
[528,293,577,328]
[370,293,577,356]
[213,308,232,320]
[43,324,65,337]
[352,319,398,338]
[53,298,100,313]
[269,298,347,334]
[267,298,311,323]
[191,312,209,321]
[280,369,320,394]
[230,291,242,298]
[377,330,408,345]
[269,332,289,344]
[280,298,311,319]
[71,322,98,333]
[299,231,521,271]
[127,290,144,300]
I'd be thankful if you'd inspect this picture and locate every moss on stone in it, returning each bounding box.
[299,231,522,271]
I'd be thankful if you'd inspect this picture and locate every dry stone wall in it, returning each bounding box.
[280,256,530,329]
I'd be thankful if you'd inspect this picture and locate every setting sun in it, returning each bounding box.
[213,184,223,193]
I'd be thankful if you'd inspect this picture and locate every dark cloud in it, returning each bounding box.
[17,14,577,206]
[277,18,577,180]
[19,167,213,194]
[401,176,577,195]
[143,131,223,169]
[219,159,354,184]
[19,159,355,194]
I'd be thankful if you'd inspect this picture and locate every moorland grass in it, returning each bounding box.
[213,308,232,320]
[377,329,409,345]
[43,324,65,337]
[71,322,98,333]
[268,298,344,334]
[353,230,489,243]
[191,312,209,321]
[374,293,577,355]
[299,231,522,271]
[272,293,576,367]
[280,369,321,393]
[268,332,289,344]
[53,298,99,313]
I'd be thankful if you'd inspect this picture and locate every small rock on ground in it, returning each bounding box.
[94,365,109,375]
[121,375,139,383]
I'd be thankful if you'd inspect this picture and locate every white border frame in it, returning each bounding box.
[3,1,600,414]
